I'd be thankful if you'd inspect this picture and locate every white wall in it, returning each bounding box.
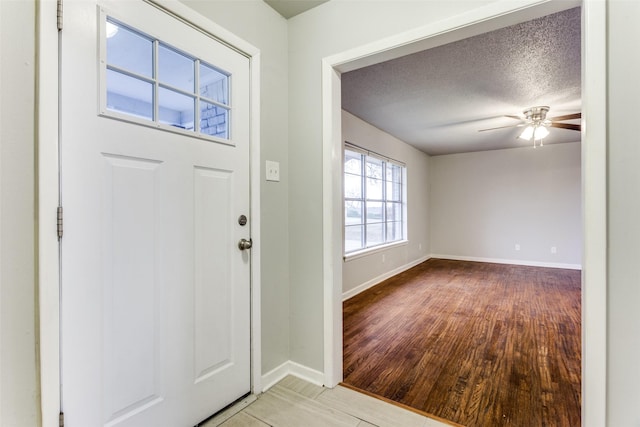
[430,142,582,268]
[0,0,39,425]
[341,111,430,296]
[607,1,640,425]
[180,0,290,376]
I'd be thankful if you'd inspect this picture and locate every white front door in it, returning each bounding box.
[60,1,251,426]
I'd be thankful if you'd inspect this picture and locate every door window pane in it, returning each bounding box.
[106,21,153,78]
[158,88,194,130]
[158,44,194,92]
[106,69,153,120]
[199,101,229,138]
[200,63,228,105]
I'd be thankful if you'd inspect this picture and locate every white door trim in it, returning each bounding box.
[37,2,262,426]
[322,1,606,426]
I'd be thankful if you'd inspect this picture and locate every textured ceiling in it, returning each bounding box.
[264,0,329,19]
[341,7,582,156]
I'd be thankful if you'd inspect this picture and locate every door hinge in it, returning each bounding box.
[57,206,63,239]
[56,0,63,31]
[59,411,64,427]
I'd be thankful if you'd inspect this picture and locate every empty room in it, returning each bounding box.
[341,8,582,427]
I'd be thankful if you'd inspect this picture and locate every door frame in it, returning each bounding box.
[37,1,262,426]
[321,1,606,426]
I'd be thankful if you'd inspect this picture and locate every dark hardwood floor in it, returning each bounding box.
[343,258,581,427]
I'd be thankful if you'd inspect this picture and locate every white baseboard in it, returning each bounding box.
[342,255,431,301]
[261,360,325,392]
[430,254,582,270]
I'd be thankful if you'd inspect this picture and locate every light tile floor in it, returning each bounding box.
[200,376,452,427]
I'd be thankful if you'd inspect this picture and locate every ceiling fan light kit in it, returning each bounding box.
[478,105,581,149]
[518,125,550,147]
[518,106,550,147]
[534,125,549,139]
[518,125,534,141]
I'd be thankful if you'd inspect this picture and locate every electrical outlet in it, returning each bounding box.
[266,160,280,182]
[382,254,386,263]
[418,243,422,251]
[515,244,521,251]
[551,246,557,254]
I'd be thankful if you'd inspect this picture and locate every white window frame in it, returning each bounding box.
[343,142,407,260]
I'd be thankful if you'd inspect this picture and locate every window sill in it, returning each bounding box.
[344,240,408,262]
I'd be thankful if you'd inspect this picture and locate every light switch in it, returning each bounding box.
[266,160,280,182]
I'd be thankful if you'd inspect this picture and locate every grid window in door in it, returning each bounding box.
[103,18,231,141]
[344,145,406,254]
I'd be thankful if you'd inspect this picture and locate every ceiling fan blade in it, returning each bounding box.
[478,123,526,132]
[429,115,511,129]
[504,115,523,120]
[549,112,581,121]
[550,122,581,131]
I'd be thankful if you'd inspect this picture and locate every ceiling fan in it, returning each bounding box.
[479,106,581,147]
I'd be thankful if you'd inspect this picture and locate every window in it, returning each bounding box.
[344,144,406,255]
[102,18,231,141]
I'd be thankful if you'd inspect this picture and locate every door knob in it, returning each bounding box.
[238,238,253,250]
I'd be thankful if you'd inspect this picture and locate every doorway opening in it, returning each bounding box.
[338,8,582,426]
[322,1,606,426]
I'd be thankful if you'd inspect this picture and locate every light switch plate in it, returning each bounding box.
[266,160,280,182]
